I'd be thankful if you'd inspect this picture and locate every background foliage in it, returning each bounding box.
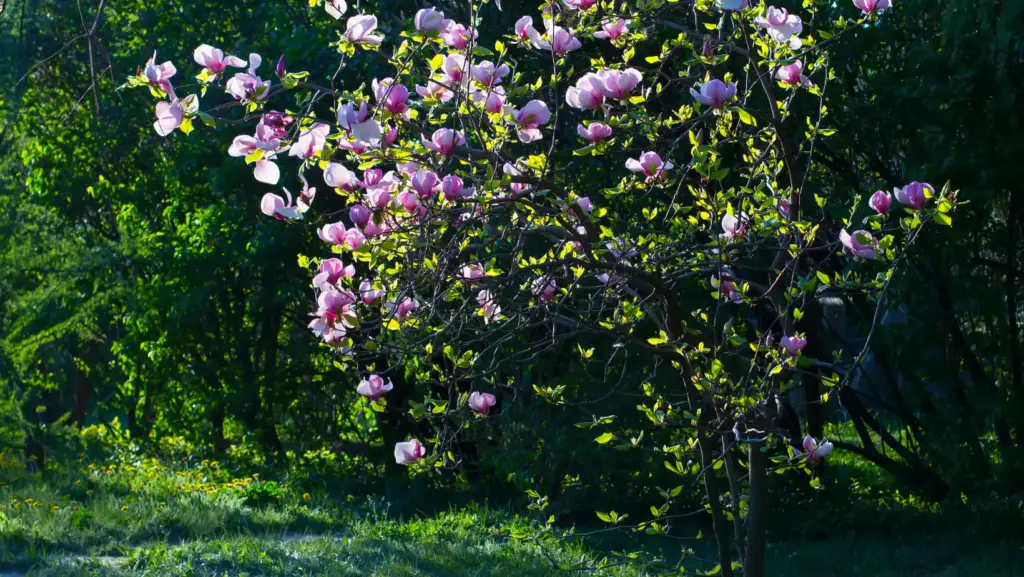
[1,0,1023,573]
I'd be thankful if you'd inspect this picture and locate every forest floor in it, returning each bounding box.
[1,447,1021,576]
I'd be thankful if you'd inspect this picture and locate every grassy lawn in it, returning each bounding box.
[2,445,1022,576]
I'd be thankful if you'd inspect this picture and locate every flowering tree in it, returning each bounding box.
[127,0,957,573]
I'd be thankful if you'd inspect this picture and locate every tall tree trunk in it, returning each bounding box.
[722,437,746,573]
[744,443,768,577]
[211,403,228,454]
[1007,190,1021,441]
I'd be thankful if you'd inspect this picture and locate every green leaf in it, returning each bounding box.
[573,144,597,156]
[594,432,616,444]
[735,107,756,126]
[596,511,613,522]
[816,271,831,286]
[933,212,953,226]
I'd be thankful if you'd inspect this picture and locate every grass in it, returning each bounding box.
[1,439,1022,577]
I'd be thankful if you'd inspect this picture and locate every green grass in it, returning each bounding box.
[2,444,1022,576]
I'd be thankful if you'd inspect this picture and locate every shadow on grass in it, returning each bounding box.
[16,532,632,577]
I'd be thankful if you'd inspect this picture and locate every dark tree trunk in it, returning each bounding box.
[211,404,228,454]
[744,443,768,577]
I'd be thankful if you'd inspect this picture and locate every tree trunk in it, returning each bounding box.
[722,437,746,572]
[211,404,228,454]
[744,443,768,577]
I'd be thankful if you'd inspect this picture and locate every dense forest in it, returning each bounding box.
[1,0,1023,575]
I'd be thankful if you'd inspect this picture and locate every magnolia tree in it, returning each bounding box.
[128,0,955,573]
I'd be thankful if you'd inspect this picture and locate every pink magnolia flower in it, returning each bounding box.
[565,74,605,110]
[840,229,878,260]
[309,289,356,342]
[595,68,642,100]
[777,197,791,218]
[776,61,810,86]
[225,54,270,102]
[312,258,356,289]
[383,125,399,148]
[343,14,383,44]
[356,374,393,400]
[394,439,425,464]
[411,169,440,198]
[721,212,747,240]
[295,173,316,213]
[471,87,506,113]
[441,175,475,201]
[153,100,184,137]
[324,163,361,192]
[415,7,450,35]
[397,191,422,213]
[504,163,531,195]
[260,191,303,220]
[514,16,534,40]
[359,280,385,304]
[781,335,807,355]
[386,297,420,321]
[716,0,749,10]
[460,263,485,280]
[853,0,890,14]
[869,190,893,214]
[361,169,383,188]
[318,221,348,245]
[324,0,347,19]
[422,128,465,155]
[193,44,246,76]
[255,111,291,144]
[337,101,382,146]
[398,160,420,174]
[476,291,501,324]
[349,204,371,228]
[416,78,455,102]
[504,100,550,143]
[800,435,834,460]
[372,77,410,115]
[471,61,510,86]
[442,22,477,50]
[469,391,497,414]
[288,123,330,160]
[228,134,281,184]
[710,274,743,303]
[143,51,176,94]
[531,277,557,301]
[895,181,932,210]
[528,21,582,54]
[626,152,674,179]
[755,7,803,49]
[578,123,612,143]
[443,54,467,84]
[363,219,388,238]
[690,79,737,109]
[564,0,598,8]
[364,183,394,210]
[594,18,630,41]
[343,228,366,251]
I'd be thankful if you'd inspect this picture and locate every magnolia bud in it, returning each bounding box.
[276,55,286,79]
